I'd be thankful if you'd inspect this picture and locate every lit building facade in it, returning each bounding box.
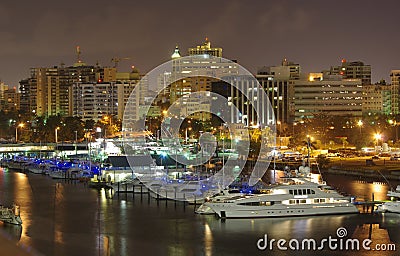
[362,84,391,115]
[72,82,118,122]
[327,59,371,85]
[158,40,238,121]
[19,63,109,117]
[390,70,400,115]
[0,82,20,112]
[225,75,274,127]
[293,78,363,121]
[188,38,222,57]
[72,68,142,122]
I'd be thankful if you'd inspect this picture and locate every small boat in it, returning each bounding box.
[48,169,66,179]
[0,204,22,225]
[387,185,400,198]
[26,162,48,174]
[376,185,400,213]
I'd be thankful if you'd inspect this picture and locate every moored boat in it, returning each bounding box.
[376,185,400,213]
[0,204,22,225]
[202,173,359,218]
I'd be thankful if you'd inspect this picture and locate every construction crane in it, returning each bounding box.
[111,57,130,68]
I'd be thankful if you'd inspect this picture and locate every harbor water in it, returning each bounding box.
[0,167,399,256]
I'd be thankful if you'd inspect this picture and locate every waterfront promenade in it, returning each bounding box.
[324,156,400,181]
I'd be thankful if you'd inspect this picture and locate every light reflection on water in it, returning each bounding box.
[0,168,399,255]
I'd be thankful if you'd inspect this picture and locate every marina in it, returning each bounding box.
[0,167,399,255]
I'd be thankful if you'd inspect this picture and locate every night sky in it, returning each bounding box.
[0,0,399,87]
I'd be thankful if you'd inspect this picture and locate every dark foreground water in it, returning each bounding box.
[0,168,399,256]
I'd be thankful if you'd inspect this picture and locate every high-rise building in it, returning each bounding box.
[293,77,363,121]
[255,60,298,124]
[72,82,118,122]
[362,83,391,115]
[158,41,238,121]
[0,82,20,112]
[188,38,222,57]
[20,63,115,117]
[3,87,20,112]
[327,59,371,85]
[225,75,274,126]
[390,70,400,115]
[72,67,142,122]
[0,82,9,110]
[256,75,291,124]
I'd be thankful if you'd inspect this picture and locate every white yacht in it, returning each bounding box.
[202,174,358,218]
[196,189,244,214]
[376,185,400,213]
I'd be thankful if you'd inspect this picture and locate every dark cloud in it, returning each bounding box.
[0,0,399,86]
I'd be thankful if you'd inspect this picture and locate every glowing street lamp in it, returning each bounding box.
[55,127,60,143]
[374,133,382,147]
[15,123,24,142]
[277,120,282,135]
[357,120,363,134]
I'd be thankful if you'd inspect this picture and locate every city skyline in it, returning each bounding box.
[0,0,399,87]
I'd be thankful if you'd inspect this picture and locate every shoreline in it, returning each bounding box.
[321,157,400,181]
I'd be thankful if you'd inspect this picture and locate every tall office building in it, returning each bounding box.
[293,75,363,121]
[256,74,291,124]
[159,40,238,121]
[327,59,371,85]
[188,38,222,57]
[225,75,274,127]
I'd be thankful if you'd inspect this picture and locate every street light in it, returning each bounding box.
[388,119,398,142]
[15,123,24,142]
[374,133,382,151]
[277,120,281,135]
[357,120,363,134]
[74,130,78,156]
[55,127,60,144]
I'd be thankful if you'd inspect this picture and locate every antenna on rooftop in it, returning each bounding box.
[76,46,82,63]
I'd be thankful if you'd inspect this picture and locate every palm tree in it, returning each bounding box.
[304,136,317,166]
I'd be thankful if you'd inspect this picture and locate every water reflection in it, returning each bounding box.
[0,168,400,255]
[204,223,213,256]
[324,174,398,201]
[0,222,22,241]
